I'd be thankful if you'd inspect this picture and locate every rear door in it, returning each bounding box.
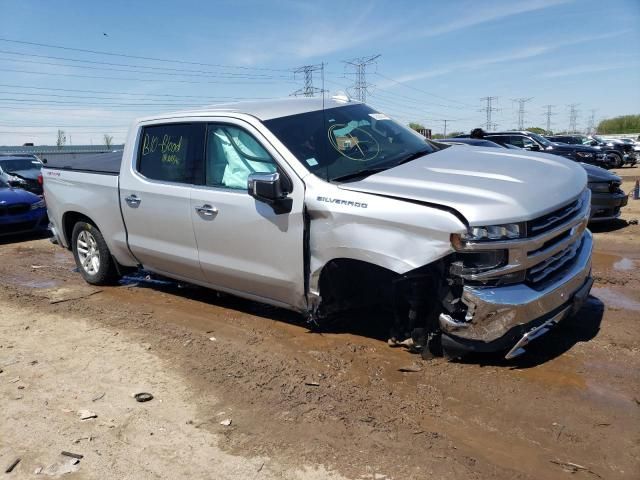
[190,120,306,309]
[119,122,206,282]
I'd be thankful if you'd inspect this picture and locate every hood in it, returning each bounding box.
[0,186,41,204]
[6,169,40,181]
[580,162,620,183]
[547,143,597,153]
[339,146,587,225]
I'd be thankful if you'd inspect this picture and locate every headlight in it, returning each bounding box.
[587,182,611,193]
[30,199,45,210]
[576,151,593,158]
[455,223,524,243]
[450,250,507,276]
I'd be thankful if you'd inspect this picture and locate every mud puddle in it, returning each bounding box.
[591,286,640,311]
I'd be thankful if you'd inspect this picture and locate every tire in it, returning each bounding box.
[71,221,118,285]
[609,152,623,168]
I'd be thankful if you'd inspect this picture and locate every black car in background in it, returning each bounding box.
[456,131,611,168]
[545,134,636,168]
[592,136,637,167]
[0,155,44,195]
[460,131,611,168]
[439,137,628,223]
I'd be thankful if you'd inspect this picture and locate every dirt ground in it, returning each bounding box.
[1,166,639,479]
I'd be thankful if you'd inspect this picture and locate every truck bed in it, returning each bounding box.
[44,151,122,174]
[42,155,137,268]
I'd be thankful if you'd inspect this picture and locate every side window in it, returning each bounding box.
[508,136,526,148]
[138,123,205,184]
[486,135,509,146]
[205,124,277,190]
[521,137,537,149]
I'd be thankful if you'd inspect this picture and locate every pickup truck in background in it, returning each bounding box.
[43,97,594,360]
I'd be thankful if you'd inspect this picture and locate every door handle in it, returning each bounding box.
[125,194,141,208]
[195,204,218,216]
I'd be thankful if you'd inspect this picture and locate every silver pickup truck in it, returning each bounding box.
[43,97,594,359]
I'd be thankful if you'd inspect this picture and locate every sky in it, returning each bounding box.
[0,0,639,145]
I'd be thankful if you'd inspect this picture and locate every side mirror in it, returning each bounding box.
[590,141,598,146]
[526,144,540,151]
[248,172,292,214]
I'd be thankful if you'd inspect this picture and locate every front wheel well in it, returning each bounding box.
[317,258,398,314]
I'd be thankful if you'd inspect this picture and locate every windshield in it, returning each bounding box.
[0,158,42,172]
[528,133,554,147]
[263,104,436,182]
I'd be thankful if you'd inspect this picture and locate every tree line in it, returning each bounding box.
[597,115,640,134]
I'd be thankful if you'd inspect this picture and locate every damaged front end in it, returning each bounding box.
[439,189,594,359]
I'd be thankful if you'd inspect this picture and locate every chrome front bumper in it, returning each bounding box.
[439,229,593,344]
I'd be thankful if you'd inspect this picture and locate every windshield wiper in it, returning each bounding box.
[393,148,432,167]
[330,166,391,183]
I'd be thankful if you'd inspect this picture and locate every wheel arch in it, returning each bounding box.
[61,211,100,250]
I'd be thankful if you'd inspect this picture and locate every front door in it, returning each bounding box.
[120,122,206,282]
[190,121,306,309]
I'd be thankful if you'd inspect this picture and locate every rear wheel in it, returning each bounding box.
[71,221,118,285]
[608,152,623,168]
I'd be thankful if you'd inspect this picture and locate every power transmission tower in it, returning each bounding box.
[568,104,579,133]
[586,109,597,134]
[542,104,555,133]
[342,54,381,102]
[291,63,324,97]
[512,97,533,130]
[480,96,499,131]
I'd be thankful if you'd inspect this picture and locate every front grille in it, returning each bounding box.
[528,197,583,236]
[526,238,581,284]
[453,190,590,288]
[0,203,30,216]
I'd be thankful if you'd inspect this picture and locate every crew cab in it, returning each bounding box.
[43,98,594,360]
[457,131,610,168]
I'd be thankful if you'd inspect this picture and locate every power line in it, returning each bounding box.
[342,54,380,103]
[0,49,282,78]
[0,90,272,103]
[374,72,477,109]
[0,98,221,106]
[291,64,324,97]
[480,96,499,131]
[0,83,273,100]
[512,97,533,130]
[2,68,295,85]
[367,90,475,120]
[0,37,290,72]
[542,104,555,133]
[568,103,580,133]
[0,55,290,80]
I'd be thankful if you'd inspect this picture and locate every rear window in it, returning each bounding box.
[0,158,42,171]
[137,123,205,184]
